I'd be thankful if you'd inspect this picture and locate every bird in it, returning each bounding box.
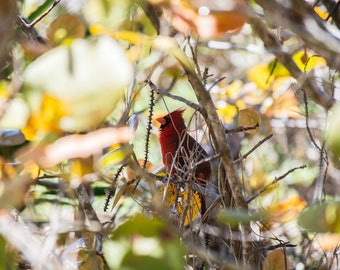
[156,109,211,218]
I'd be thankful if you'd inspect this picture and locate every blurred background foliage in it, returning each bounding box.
[0,0,340,269]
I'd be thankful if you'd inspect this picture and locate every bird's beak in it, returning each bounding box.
[156,116,166,125]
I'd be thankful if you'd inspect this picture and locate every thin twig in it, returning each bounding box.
[301,88,321,152]
[26,0,62,28]
[234,134,273,164]
[147,80,201,112]
[246,165,306,203]
[207,76,226,92]
[225,123,259,134]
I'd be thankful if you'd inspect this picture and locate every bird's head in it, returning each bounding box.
[156,109,186,131]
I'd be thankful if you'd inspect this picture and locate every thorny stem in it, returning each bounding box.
[103,163,127,212]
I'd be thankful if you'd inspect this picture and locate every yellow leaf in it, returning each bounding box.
[238,108,261,134]
[20,160,41,178]
[70,157,94,180]
[314,6,329,20]
[97,144,133,176]
[217,103,237,123]
[22,94,69,141]
[263,249,290,270]
[158,184,201,226]
[292,51,326,72]
[89,24,144,44]
[247,64,273,90]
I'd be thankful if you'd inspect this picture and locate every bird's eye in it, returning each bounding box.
[160,116,171,129]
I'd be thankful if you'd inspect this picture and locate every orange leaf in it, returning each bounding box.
[263,249,290,270]
[162,0,248,38]
[267,195,306,223]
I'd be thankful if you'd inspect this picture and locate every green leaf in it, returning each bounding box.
[27,0,55,22]
[326,103,340,158]
[217,209,260,228]
[298,202,340,233]
[0,236,16,270]
[112,214,165,239]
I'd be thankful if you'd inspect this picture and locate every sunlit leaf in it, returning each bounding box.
[97,144,133,175]
[298,201,340,233]
[24,37,133,132]
[316,233,340,252]
[264,90,300,119]
[263,249,290,270]
[158,184,201,227]
[314,6,330,20]
[158,0,248,38]
[247,64,274,90]
[238,108,261,134]
[70,157,94,180]
[267,60,290,78]
[267,195,306,224]
[216,103,237,123]
[292,51,326,72]
[22,94,68,141]
[47,14,85,45]
[21,160,41,178]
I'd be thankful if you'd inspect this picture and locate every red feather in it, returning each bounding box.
[157,109,211,216]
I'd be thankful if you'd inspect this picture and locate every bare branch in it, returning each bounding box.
[147,80,201,111]
[225,124,260,134]
[246,165,306,203]
[234,134,273,164]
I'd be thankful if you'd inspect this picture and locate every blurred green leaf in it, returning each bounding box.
[112,214,165,239]
[298,202,340,233]
[0,235,16,270]
[217,209,259,228]
[27,0,55,22]
[104,214,184,270]
[326,103,340,158]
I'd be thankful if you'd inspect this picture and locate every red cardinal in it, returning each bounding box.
[157,109,211,216]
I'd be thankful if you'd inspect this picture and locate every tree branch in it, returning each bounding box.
[250,1,336,110]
